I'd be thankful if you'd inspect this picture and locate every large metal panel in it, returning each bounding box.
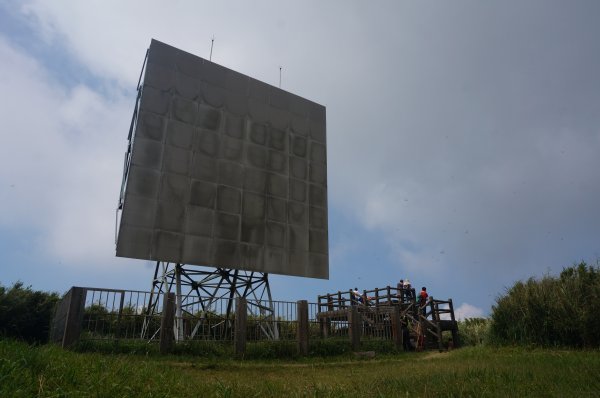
[117,39,328,279]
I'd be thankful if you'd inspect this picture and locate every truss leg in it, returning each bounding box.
[141,261,166,340]
[175,264,183,341]
[143,263,278,342]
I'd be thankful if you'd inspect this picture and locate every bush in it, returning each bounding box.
[0,282,60,343]
[457,318,490,346]
[489,261,600,347]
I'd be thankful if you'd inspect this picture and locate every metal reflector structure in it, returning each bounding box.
[116,39,328,340]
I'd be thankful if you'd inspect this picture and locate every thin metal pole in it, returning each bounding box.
[137,49,149,90]
[209,36,215,61]
[142,261,161,339]
[175,264,183,341]
[279,66,282,88]
[114,208,118,244]
[264,273,279,339]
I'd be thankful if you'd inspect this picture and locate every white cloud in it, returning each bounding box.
[1,1,599,308]
[454,303,485,321]
[0,35,131,268]
[17,1,339,88]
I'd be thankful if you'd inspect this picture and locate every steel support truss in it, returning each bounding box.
[142,262,279,342]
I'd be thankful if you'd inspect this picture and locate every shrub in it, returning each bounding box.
[0,282,60,343]
[489,261,600,347]
[457,318,490,346]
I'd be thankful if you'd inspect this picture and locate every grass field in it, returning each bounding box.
[1,339,599,397]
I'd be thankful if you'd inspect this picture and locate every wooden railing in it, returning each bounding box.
[316,287,459,351]
[318,286,418,312]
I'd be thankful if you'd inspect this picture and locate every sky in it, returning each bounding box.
[1,1,599,320]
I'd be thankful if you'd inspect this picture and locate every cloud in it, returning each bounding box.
[324,2,600,296]
[2,1,599,310]
[0,34,131,268]
[454,303,485,321]
[17,1,346,89]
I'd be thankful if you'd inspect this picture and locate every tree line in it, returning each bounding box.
[1,261,599,348]
[0,282,59,343]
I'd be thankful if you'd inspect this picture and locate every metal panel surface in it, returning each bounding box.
[117,39,328,279]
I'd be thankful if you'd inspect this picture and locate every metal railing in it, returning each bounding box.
[82,288,157,341]
[52,285,458,353]
[77,287,319,343]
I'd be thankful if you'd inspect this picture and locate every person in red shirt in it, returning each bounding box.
[419,287,429,316]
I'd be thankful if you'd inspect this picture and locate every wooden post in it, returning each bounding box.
[159,292,176,354]
[62,287,86,348]
[386,286,391,304]
[430,297,444,352]
[321,293,332,338]
[297,300,309,356]
[234,297,247,358]
[448,298,459,347]
[116,291,125,339]
[391,304,403,350]
[429,296,436,321]
[325,293,334,338]
[348,306,361,350]
[320,318,332,338]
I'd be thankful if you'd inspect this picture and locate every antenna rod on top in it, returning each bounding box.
[279,66,282,88]
[209,36,215,61]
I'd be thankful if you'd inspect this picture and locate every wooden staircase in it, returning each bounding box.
[317,286,459,351]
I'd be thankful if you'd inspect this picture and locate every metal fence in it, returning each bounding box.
[82,288,155,341]
[78,287,319,343]
[52,286,458,354]
[251,299,321,341]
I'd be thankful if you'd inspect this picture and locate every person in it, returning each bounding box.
[352,287,363,304]
[396,279,404,302]
[419,286,429,316]
[404,279,414,301]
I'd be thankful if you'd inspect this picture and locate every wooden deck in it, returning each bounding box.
[317,286,459,351]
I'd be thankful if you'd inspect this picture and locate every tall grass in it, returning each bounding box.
[490,261,600,347]
[457,318,490,346]
[2,339,599,397]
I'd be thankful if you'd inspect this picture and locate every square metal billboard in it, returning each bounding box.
[116,39,328,279]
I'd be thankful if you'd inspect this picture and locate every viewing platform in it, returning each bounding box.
[317,286,459,351]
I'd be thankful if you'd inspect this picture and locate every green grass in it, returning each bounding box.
[1,339,599,397]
